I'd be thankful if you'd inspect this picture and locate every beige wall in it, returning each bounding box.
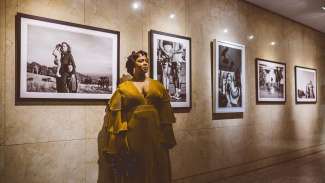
[1,1,6,181]
[0,1,5,181]
[0,0,5,146]
[1,0,325,182]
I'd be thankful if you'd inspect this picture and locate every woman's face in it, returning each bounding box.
[134,54,149,74]
[62,43,68,52]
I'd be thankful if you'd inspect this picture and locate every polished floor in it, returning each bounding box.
[218,151,325,183]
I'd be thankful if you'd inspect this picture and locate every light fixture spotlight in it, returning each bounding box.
[223,29,228,33]
[270,41,276,46]
[322,6,325,11]
[248,35,254,40]
[132,2,140,9]
[169,14,175,19]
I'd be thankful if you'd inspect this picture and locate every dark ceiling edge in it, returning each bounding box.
[243,0,325,35]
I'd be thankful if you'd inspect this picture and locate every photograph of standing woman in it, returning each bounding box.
[22,20,117,100]
[52,42,77,93]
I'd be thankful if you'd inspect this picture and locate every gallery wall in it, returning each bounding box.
[1,0,325,182]
[0,1,6,175]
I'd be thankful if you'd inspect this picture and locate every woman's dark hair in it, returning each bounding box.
[60,42,71,54]
[126,50,148,76]
[55,43,62,50]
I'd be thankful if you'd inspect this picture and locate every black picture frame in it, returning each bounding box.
[149,30,192,111]
[255,58,286,104]
[295,66,317,104]
[15,13,120,105]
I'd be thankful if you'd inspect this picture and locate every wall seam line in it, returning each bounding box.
[3,0,7,147]
[4,137,97,147]
[83,1,87,183]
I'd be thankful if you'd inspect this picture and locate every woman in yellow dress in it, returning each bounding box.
[103,50,176,183]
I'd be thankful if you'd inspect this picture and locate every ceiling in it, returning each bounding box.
[246,0,325,33]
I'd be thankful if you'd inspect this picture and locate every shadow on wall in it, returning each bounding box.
[97,112,114,183]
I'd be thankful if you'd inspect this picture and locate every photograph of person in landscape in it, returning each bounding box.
[18,14,119,101]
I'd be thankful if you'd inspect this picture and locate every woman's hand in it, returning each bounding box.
[68,65,73,73]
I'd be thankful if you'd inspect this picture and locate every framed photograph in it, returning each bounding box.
[149,30,191,109]
[256,58,286,104]
[212,40,245,113]
[295,66,317,104]
[16,13,120,104]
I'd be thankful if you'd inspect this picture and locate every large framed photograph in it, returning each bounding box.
[256,58,286,104]
[295,66,317,104]
[149,30,191,109]
[16,13,119,104]
[212,40,245,113]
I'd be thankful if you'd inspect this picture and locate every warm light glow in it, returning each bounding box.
[132,2,140,9]
[169,14,175,19]
[223,29,228,33]
[270,41,276,46]
[322,6,325,10]
[248,35,254,40]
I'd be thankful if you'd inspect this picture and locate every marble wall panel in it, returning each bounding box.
[0,146,4,182]
[3,140,86,183]
[0,0,6,145]
[85,108,105,139]
[18,0,84,23]
[5,108,87,145]
[85,139,99,183]
[84,0,119,30]
[4,0,90,145]
[4,0,17,110]
[170,128,226,179]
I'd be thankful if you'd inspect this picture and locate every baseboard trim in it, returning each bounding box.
[172,143,325,183]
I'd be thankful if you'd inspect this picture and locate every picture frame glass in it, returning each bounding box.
[213,40,245,113]
[295,66,317,103]
[256,59,286,103]
[17,14,119,103]
[150,30,191,109]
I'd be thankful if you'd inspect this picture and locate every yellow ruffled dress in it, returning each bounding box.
[103,79,176,183]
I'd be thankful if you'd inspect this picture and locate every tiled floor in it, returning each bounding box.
[218,151,325,183]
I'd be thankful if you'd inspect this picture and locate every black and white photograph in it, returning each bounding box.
[295,66,317,104]
[212,40,245,113]
[150,30,191,109]
[256,58,286,103]
[16,13,119,103]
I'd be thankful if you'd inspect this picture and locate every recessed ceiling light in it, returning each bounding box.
[248,35,254,40]
[169,14,175,19]
[322,6,325,11]
[223,29,228,33]
[270,41,276,46]
[132,2,140,9]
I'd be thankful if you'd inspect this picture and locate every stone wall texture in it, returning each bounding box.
[1,0,325,182]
